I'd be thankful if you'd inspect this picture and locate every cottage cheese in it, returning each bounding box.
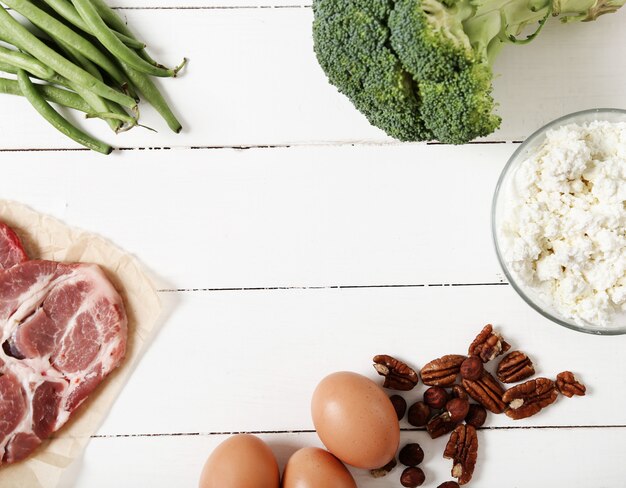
[499,121,626,327]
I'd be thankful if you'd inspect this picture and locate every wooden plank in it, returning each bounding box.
[60,428,626,487]
[94,286,621,436]
[0,143,512,289]
[0,8,624,149]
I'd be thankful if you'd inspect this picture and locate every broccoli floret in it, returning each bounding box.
[312,0,432,141]
[419,64,499,144]
[312,0,624,144]
[390,0,505,143]
[389,0,477,83]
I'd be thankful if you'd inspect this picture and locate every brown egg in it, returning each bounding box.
[199,434,280,488]
[311,371,400,469]
[282,447,356,488]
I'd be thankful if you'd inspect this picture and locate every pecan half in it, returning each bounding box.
[496,351,535,383]
[373,355,419,391]
[426,411,458,439]
[420,355,466,387]
[443,424,478,485]
[462,371,506,414]
[556,371,586,398]
[503,377,558,420]
[468,324,510,363]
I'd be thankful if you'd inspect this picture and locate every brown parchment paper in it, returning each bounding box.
[0,200,161,488]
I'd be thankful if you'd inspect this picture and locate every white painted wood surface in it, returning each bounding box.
[0,144,513,288]
[61,429,626,487]
[0,2,625,488]
[0,7,624,149]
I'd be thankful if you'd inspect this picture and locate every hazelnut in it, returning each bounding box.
[460,356,484,381]
[407,401,431,427]
[400,467,425,487]
[446,397,470,423]
[465,404,487,428]
[437,482,460,488]
[399,443,424,466]
[390,395,407,420]
[424,386,448,409]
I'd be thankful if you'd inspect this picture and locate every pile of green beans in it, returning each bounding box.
[0,0,185,154]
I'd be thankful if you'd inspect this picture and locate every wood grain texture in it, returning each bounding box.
[59,429,626,487]
[0,7,624,149]
[0,143,512,288]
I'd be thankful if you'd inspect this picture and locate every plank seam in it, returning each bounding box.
[112,4,312,9]
[0,141,521,153]
[6,4,313,9]
[89,424,626,438]
[157,282,509,292]
[156,282,509,293]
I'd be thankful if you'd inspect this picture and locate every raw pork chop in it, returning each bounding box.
[0,222,127,465]
[0,223,28,270]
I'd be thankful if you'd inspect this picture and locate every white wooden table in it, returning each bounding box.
[1,2,626,486]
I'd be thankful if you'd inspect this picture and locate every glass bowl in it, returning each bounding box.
[492,108,626,335]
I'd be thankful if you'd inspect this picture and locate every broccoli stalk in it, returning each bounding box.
[556,0,626,21]
[312,0,625,144]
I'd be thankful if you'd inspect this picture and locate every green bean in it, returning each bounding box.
[62,45,121,130]
[0,45,54,79]
[86,111,136,124]
[87,111,159,134]
[104,100,137,133]
[39,0,144,49]
[39,24,139,101]
[2,0,131,88]
[87,0,145,48]
[63,48,130,131]
[53,37,135,132]
[0,76,92,112]
[0,7,135,108]
[85,0,164,68]
[120,61,182,133]
[54,36,102,80]
[0,73,129,128]
[70,80,122,131]
[16,68,112,154]
[87,0,131,36]
[0,59,70,89]
[0,60,22,75]
[53,38,123,131]
[117,31,145,50]
[0,58,103,127]
[73,0,184,77]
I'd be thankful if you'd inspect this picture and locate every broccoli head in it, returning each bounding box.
[312,0,432,141]
[312,0,625,144]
